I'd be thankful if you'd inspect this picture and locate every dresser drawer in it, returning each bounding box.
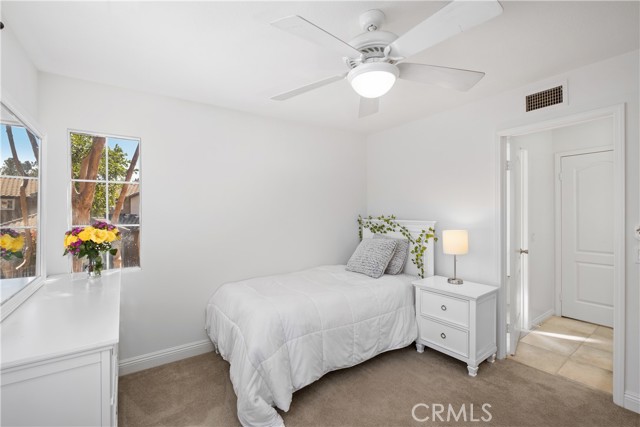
[419,290,469,328]
[418,316,469,358]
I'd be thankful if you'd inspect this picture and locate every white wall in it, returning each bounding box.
[366,50,639,406]
[38,73,367,360]
[0,25,39,119]
[512,118,614,327]
[553,116,615,153]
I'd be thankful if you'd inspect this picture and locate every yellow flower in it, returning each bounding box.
[64,234,79,247]
[10,235,24,252]
[105,230,117,242]
[77,226,94,242]
[0,234,14,250]
[91,228,109,244]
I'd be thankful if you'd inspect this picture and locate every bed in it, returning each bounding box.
[205,220,436,427]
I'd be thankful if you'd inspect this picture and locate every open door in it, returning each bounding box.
[508,147,528,355]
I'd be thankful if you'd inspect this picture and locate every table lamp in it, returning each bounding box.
[443,230,468,285]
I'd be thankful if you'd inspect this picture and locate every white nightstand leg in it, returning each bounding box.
[488,353,496,363]
[416,343,425,353]
[467,365,478,377]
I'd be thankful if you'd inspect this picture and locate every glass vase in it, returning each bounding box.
[84,255,104,278]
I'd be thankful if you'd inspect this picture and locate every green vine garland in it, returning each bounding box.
[358,215,437,278]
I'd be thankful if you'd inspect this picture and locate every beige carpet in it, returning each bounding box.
[118,346,639,427]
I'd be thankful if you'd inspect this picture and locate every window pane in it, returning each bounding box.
[107,226,140,269]
[108,138,139,182]
[1,122,39,178]
[71,182,107,225]
[108,183,140,225]
[1,228,37,283]
[71,132,106,180]
[1,177,38,227]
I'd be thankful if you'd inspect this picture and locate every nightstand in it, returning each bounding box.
[413,275,498,376]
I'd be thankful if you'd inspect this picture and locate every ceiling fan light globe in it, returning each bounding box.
[348,63,399,99]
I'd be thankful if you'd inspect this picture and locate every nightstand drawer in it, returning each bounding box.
[419,290,469,328]
[418,317,469,358]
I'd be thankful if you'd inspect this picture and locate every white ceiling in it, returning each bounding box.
[2,1,638,134]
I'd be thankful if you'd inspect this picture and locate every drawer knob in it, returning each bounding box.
[440,332,446,339]
[441,305,447,311]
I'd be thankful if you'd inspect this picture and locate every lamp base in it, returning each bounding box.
[448,278,464,285]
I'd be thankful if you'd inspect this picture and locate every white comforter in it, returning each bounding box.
[205,265,418,427]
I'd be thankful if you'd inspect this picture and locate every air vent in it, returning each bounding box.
[526,85,564,112]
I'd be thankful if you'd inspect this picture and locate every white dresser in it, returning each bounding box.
[413,275,497,376]
[1,271,121,426]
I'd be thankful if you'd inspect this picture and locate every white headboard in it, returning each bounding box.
[361,219,437,278]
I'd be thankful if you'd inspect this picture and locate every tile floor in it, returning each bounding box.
[509,316,613,393]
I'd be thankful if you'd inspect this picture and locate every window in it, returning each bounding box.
[70,131,141,271]
[1,199,15,210]
[1,102,42,307]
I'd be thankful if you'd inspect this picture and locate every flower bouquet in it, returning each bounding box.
[0,228,25,260]
[63,221,121,277]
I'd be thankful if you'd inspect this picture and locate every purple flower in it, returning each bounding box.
[1,228,20,238]
[91,221,112,230]
[70,227,84,235]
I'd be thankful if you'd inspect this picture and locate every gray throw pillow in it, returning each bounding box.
[374,234,410,275]
[346,238,398,279]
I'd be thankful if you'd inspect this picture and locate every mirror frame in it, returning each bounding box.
[0,94,47,321]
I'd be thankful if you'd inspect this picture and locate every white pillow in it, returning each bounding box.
[346,238,398,279]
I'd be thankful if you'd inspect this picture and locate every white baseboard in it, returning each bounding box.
[624,392,640,414]
[530,309,555,329]
[118,339,214,376]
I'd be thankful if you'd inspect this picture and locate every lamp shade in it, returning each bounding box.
[348,63,399,99]
[442,230,468,255]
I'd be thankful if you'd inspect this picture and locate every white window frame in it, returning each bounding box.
[0,95,47,322]
[1,199,16,210]
[67,129,142,272]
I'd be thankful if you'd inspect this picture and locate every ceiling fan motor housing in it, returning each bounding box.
[346,30,398,68]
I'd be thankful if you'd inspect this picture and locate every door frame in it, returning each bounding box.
[554,146,614,318]
[495,104,625,406]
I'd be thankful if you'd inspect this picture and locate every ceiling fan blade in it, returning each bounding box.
[271,73,347,101]
[389,0,503,59]
[358,97,379,118]
[398,63,485,91]
[271,15,362,58]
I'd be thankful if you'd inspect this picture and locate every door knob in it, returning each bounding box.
[519,249,529,254]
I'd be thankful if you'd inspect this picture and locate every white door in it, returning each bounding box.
[560,150,614,327]
[509,148,528,355]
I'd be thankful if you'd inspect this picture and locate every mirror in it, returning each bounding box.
[0,102,43,315]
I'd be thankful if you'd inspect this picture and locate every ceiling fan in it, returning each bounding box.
[270,0,503,118]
